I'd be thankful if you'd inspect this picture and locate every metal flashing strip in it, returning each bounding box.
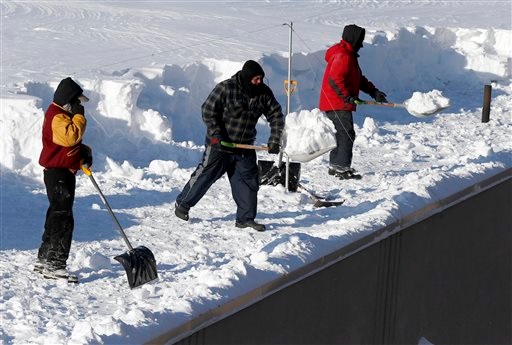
[149,168,512,345]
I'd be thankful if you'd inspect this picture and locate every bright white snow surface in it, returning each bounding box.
[1,1,511,343]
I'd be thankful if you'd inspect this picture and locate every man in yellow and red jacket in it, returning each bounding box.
[36,77,92,282]
[319,24,388,180]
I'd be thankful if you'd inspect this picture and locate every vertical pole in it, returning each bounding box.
[287,22,293,116]
[285,22,293,192]
[286,155,290,192]
[482,84,491,123]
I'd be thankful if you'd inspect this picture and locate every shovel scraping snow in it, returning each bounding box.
[297,183,345,208]
[221,141,340,208]
[81,166,158,289]
[357,99,449,117]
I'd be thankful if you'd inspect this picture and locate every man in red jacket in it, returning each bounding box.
[36,77,93,283]
[319,24,388,179]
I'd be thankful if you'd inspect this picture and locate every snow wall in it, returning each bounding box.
[2,26,510,180]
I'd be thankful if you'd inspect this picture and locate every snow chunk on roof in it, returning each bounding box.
[282,108,337,161]
[404,90,451,117]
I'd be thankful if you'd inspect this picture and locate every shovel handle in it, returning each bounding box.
[81,165,92,176]
[220,141,269,151]
[357,99,448,117]
[357,100,406,108]
[81,165,134,251]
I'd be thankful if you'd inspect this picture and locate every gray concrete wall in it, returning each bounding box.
[161,174,511,344]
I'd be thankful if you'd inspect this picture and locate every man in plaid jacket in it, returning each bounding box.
[175,60,284,231]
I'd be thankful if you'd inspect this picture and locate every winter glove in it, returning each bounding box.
[80,144,93,167]
[70,101,85,116]
[267,142,280,155]
[208,135,222,149]
[370,90,388,103]
[345,96,363,105]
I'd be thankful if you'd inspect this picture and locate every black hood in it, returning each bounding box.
[239,60,265,97]
[53,77,84,106]
[342,24,365,52]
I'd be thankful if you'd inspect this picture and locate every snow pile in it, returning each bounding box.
[74,248,112,270]
[0,96,43,175]
[404,90,451,117]
[282,108,337,161]
[81,78,174,162]
[450,27,512,79]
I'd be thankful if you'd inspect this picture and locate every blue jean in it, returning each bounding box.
[176,146,259,223]
[326,110,355,170]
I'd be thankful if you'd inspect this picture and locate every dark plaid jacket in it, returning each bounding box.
[202,72,284,146]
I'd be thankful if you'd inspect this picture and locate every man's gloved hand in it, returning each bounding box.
[345,96,363,105]
[81,144,93,167]
[371,90,388,103]
[70,101,85,115]
[209,135,222,149]
[267,142,280,154]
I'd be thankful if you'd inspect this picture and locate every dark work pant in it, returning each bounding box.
[38,168,76,269]
[176,146,259,223]
[326,110,355,170]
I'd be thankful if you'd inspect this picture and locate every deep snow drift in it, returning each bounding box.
[1,1,511,344]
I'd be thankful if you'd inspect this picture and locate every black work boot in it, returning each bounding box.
[42,264,79,283]
[235,220,266,232]
[174,204,189,221]
[33,260,46,273]
[328,167,362,180]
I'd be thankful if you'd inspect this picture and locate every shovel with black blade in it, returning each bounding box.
[221,142,343,207]
[81,166,158,289]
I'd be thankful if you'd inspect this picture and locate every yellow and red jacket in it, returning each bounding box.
[39,102,87,171]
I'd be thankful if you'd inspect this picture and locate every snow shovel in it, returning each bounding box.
[81,165,158,289]
[221,142,340,207]
[297,183,345,208]
[220,141,301,192]
[257,144,337,193]
[356,99,449,117]
[258,163,342,207]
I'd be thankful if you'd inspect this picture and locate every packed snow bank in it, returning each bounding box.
[6,21,510,179]
[449,27,512,79]
[5,26,510,171]
[1,77,203,180]
[0,96,43,175]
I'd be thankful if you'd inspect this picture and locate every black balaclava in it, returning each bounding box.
[342,24,366,53]
[239,60,265,97]
[53,77,84,106]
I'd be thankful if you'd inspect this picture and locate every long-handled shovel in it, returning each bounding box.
[221,141,302,192]
[297,183,345,208]
[81,165,158,289]
[221,142,342,207]
[356,99,449,117]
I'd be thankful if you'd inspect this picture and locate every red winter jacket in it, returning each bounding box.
[39,102,87,171]
[319,40,377,112]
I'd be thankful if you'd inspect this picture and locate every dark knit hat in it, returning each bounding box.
[241,60,265,80]
[53,77,87,106]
